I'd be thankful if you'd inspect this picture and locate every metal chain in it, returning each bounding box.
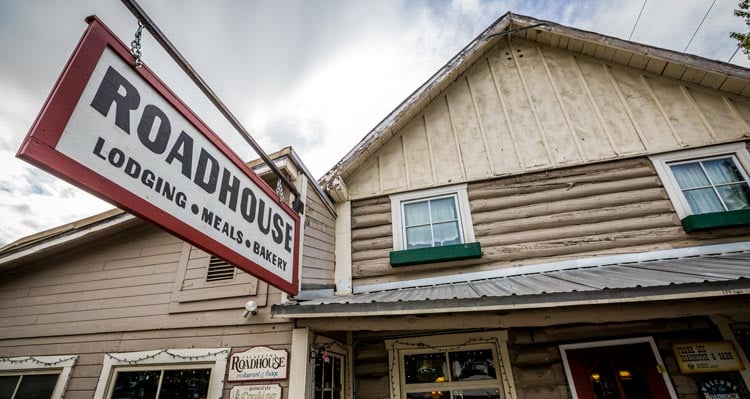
[130,22,144,68]
[276,179,284,201]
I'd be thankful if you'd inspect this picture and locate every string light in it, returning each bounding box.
[0,356,77,366]
[106,349,229,364]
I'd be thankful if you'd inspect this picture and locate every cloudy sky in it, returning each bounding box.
[0,0,748,246]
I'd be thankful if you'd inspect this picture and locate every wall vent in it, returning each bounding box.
[206,256,236,282]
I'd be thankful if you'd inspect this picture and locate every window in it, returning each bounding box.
[0,355,77,399]
[94,348,228,399]
[390,185,474,251]
[651,143,750,231]
[389,185,480,266]
[386,332,515,399]
[310,338,348,399]
[313,352,344,399]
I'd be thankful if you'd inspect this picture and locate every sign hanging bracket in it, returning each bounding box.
[120,0,302,213]
[129,21,144,68]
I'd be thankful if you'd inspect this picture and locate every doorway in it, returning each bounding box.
[561,338,677,399]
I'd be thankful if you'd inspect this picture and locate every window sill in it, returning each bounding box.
[390,242,482,267]
[681,209,750,232]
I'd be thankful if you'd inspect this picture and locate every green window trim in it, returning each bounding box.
[681,209,750,232]
[390,242,482,267]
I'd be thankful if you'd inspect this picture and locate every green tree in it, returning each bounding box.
[731,0,750,57]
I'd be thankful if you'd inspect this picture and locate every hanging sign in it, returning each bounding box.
[228,347,289,382]
[17,16,299,295]
[230,384,282,399]
[672,341,745,373]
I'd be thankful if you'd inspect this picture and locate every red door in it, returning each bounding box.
[565,342,673,399]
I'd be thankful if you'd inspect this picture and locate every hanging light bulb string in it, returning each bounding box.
[0,355,77,366]
[106,349,229,365]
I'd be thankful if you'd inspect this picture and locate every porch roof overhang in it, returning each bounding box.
[272,245,750,318]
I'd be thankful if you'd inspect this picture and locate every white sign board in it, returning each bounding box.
[228,347,288,381]
[230,384,282,399]
[18,17,300,295]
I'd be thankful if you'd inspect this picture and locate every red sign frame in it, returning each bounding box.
[17,16,300,295]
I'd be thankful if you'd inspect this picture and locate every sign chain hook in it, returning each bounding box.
[276,179,284,202]
[130,21,144,68]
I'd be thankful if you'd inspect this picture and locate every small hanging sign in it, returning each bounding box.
[672,341,745,373]
[228,347,288,382]
[230,384,282,399]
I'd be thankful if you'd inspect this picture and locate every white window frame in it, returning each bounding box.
[93,348,229,399]
[650,142,750,219]
[385,331,515,399]
[559,337,677,399]
[0,355,78,399]
[390,184,475,251]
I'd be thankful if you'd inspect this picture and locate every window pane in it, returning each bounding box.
[671,163,710,189]
[703,158,745,185]
[0,376,19,399]
[159,369,211,399]
[717,184,750,211]
[111,370,160,399]
[684,188,724,213]
[432,222,461,247]
[406,225,432,249]
[14,374,58,399]
[404,353,447,384]
[430,198,457,223]
[404,202,430,227]
[452,389,502,399]
[448,349,496,381]
[406,392,449,399]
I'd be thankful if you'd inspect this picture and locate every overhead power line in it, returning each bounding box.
[684,0,717,52]
[629,0,648,40]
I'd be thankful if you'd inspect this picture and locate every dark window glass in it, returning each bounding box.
[159,369,210,399]
[452,388,502,399]
[111,371,160,399]
[0,375,58,399]
[448,349,496,381]
[14,374,58,399]
[406,392,449,399]
[0,376,20,399]
[404,353,447,384]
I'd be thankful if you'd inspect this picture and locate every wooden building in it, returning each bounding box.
[0,148,338,398]
[3,11,750,399]
[272,13,750,399]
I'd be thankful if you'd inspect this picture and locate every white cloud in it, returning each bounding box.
[0,0,749,245]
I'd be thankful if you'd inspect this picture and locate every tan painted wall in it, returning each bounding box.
[301,179,336,289]
[345,37,750,200]
[349,157,750,286]
[0,222,295,397]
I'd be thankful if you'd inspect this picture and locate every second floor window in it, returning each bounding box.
[403,195,463,249]
[669,156,750,214]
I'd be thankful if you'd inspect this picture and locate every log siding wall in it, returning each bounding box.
[350,317,728,399]
[350,157,750,285]
[345,37,750,200]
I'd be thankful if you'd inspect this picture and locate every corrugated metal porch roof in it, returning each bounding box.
[272,249,750,317]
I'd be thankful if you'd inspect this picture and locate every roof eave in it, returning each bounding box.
[271,279,750,318]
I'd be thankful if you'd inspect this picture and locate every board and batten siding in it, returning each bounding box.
[0,222,295,398]
[349,157,750,285]
[344,37,750,200]
[301,179,336,289]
